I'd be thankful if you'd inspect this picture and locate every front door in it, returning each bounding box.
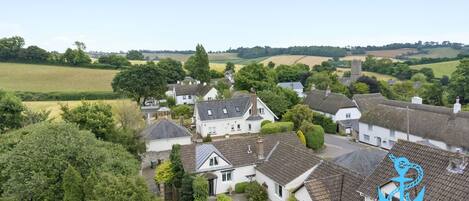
[208,179,215,196]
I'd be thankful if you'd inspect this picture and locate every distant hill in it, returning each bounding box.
[410,60,460,78]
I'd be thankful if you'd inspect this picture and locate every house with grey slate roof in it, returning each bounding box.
[353,93,469,153]
[358,140,469,201]
[166,77,218,105]
[304,89,361,134]
[277,82,305,97]
[179,133,364,200]
[194,94,277,137]
[141,119,192,152]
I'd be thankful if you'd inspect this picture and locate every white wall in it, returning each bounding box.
[196,99,276,137]
[357,122,460,151]
[334,107,361,122]
[256,171,286,201]
[203,88,218,101]
[210,165,256,194]
[146,136,191,152]
[294,186,312,201]
[176,95,195,105]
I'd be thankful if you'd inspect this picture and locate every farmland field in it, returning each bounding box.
[366,48,418,58]
[410,60,459,78]
[409,47,462,59]
[0,62,117,92]
[24,99,133,120]
[210,63,243,72]
[335,67,396,81]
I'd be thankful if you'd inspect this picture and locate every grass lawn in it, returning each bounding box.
[410,60,459,78]
[24,99,133,120]
[335,68,396,81]
[0,62,118,92]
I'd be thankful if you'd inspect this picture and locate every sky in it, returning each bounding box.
[1,0,468,52]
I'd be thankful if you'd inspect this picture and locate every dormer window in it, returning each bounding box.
[223,108,228,114]
[209,156,219,166]
[208,110,212,116]
[235,106,240,112]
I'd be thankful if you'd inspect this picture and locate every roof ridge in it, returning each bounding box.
[264,141,280,161]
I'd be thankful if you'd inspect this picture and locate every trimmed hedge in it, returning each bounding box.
[312,112,337,134]
[217,194,232,201]
[260,122,293,135]
[235,182,249,193]
[260,120,272,127]
[245,182,268,201]
[15,91,123,101]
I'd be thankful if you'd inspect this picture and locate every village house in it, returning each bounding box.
[141,118,192,153]
[304,89,361,134]
[194,94,277,137]
[179,133,364,200]
[358,140,469,201]
[166,77,218,105]
[277,82,305,97]
[353,93,469,153]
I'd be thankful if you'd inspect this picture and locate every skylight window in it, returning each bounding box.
[223,108,228,114]
[208,109,212,116]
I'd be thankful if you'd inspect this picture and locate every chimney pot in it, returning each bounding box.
[256,137,264,160]
[454,96,462,114]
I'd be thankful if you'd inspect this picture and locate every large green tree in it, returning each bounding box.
[234,63,274,91]
[0,123,143,200]
[184,44,210,83]
[63,165,84,201]
[275,63,310,83]
[0,91,24,134]
[62,41,91,66]
[157,58,186,83]
[112,63,168,103]
[448,59,469,104]
[0,36,25,61]
[282,104,314,130]
[98,54,131,67]
[18,45,50,63]
[126,50,145,60]
[170,144,185,188]
[257,90,289,117]
[192,175,209,201]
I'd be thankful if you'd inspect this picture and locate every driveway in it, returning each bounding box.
[316,134,371,159]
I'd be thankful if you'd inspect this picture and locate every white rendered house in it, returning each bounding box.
[141,119,192,152]
[167,80,218,105]
[354,94,469,153]
[277,82,305,98]
[304,89,361,134]
[194,94,277,137]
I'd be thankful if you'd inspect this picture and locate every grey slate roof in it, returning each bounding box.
[356,95,469,149]
[180,132,303,173]
[195,144,231,170]
[277,82,304,90]
[304,90,357,114]
[173,84,213,96]
[301,160,365,201]
[358,140,469,201]
[256,142,322,186]
[196,96,251,121]
[333,148,387,177]
[141,119,191,140]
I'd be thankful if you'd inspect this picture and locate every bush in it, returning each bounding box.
[171,104,193,119]
[210,69,225,79]
[312,112,337,134]
[203,134,212,142]
[296,130,306,145]
[301,121,325,150]
[217,194,232,201]
[260,120,272,127]
[193,175,209,201]
[154,161,174,184]
[245,182,268,201]
[235,182,249,193]
[14,91,122,101]
[260,122,293,135]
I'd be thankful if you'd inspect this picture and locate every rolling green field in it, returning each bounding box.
[409,47,462,59]
[0,62,117,92]
[410,60,459,78]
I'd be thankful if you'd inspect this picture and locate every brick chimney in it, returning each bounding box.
[250,93,258,116]
[256,137,264,160]
[454,96,462,114]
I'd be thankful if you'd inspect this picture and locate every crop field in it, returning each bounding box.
[260,55,306,66]
[410,60,459,78]
[341,55,368,61]
[366,48,418,58]
[0,63,117,92]
[24,99,133,120]
[409,47,462,59]
[296,56,331,67]
[210,63,243,72]
[335,67,396,81]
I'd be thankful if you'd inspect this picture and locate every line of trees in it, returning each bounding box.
[232,46,348,59]
[350,41,465,54]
